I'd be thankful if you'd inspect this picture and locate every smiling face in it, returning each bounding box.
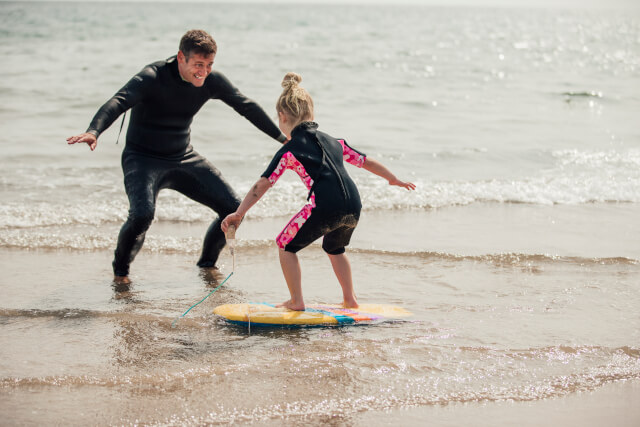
[177,51,214,87]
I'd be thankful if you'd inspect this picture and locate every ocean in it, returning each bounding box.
[1,1,639,425]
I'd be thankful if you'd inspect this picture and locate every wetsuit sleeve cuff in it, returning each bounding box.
[277,133,287,144]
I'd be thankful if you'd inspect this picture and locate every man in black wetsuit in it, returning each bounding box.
[67,29,286,283]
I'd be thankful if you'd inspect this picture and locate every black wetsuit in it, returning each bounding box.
[261,122,366,255]
[86,55,286,276]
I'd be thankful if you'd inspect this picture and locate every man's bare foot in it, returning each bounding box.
[199,267,224,286]
[198,264,220,273]
[276,299,305,311]
[113,275,131,285]
[112,276,132,294]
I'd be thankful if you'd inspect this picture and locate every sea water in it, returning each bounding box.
[1,2,639,425]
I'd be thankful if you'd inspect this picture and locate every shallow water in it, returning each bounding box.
[2,209,639,424]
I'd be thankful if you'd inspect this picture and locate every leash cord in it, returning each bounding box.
[171,271,233,328]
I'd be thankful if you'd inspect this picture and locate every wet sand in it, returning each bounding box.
[356,380,640,427]
[1,203,639,425]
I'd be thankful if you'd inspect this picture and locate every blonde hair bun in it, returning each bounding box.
[281,72,302,89]
[277,72,314,123]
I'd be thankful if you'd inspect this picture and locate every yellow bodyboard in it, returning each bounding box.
[213,303,412,327]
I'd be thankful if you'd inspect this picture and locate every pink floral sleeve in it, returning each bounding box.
[267,151,314,191]
[338,139,366,168]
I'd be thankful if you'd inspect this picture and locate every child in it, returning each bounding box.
[221,72,415,311]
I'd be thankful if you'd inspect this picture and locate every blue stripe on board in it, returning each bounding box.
[248,302,356,325]
[302,307,356,324]
[225,320,365,329]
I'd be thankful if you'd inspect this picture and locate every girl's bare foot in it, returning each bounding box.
[342,299,359,309]
[276,299,305,311]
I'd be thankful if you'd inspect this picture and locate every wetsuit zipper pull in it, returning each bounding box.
[115,112,126,144]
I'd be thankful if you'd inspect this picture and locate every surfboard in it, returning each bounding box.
[213,303,412,327]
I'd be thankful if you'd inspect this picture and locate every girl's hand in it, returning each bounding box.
[362,158,416,191]
[221,212,243,233]
[389,178,416,191]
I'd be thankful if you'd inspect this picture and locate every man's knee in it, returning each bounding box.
[232,196,241,210]
[227,196,240,212]
[218,196,240,217]
[127,208,155,233]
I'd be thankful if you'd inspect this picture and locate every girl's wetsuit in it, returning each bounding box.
[86,55,286,276]
[261,122,366,255]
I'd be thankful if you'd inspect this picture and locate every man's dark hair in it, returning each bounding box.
[179,29,217,58]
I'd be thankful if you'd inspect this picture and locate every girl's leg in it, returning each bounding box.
[328,253,358,308]
[277,249,305,310]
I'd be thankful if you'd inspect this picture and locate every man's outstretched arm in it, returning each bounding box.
[213,71,287,143]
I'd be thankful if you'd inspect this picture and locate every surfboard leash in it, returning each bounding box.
[172,225,237,328]
[171,271,233,328]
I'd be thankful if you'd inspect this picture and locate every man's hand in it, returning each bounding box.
[67,132,98,151]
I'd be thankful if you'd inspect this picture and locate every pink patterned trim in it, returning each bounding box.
[268,151,317,249]
[276,203,314,249]
[267,151,314,190]
[338,139,366,168]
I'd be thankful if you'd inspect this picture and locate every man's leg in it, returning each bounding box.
[197,216,232,268]
[112,155,161,278]
[169,153,240,269]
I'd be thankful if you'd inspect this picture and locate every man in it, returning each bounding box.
[67,29,286,283]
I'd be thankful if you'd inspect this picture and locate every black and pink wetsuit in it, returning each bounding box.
[261,121,367,255]
[85,55,286,276]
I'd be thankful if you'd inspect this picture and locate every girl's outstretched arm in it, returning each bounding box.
[362,158,416,190]
[221,177,272,233]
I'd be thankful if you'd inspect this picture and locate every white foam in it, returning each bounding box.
[1,148,638,231]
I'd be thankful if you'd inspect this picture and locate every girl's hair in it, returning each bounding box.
[276,72,314,124]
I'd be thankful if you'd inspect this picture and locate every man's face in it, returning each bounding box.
[177,51,215,87]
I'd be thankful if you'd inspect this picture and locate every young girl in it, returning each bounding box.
[221,72,415,311]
